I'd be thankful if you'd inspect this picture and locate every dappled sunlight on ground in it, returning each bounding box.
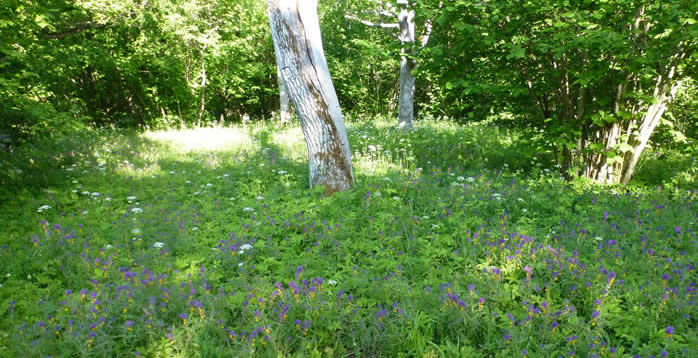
[142,126,256,153]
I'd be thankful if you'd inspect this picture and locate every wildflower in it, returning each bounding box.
[376,309,388,320]
[467,177,475,182]
[131,207,143,214]
[665,325,674,338]
[328,279,337,286]
[239,243,253,251]
[153,242,165,249]
[295,265,303,280]
[243,207,255,212]
[524,266,533,279]
[37,205,51,213]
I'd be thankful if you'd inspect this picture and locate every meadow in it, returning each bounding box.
[0,119,696,357]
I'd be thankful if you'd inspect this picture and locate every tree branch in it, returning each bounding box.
[344,14,398,29]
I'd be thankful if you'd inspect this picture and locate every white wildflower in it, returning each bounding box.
[37,205,51,213]
[256,196,264,200]
[328,280,338,286]
[131,207,143,214]
[91,192,101,197]
[368,145,377,152]
[278,170,287,175]
[466,177,476,183]
[457,176,465,181]
[153,242,165,248]
[594,236,603,241]
[239,243,253,251]
[238,263,244,267]
[127,196,137,201]
[81,191,91,195]
[105,244,113,249]
[206,183,213,187]
[243,207,255,212]
[131,228,141,235]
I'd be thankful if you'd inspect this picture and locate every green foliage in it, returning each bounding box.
[1,120,696,356]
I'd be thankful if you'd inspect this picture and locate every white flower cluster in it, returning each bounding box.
[238,243,253,255]
[37,205,51,213]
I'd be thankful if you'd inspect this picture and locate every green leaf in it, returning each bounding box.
[506,44,525,59]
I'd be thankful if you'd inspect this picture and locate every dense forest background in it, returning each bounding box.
[1,0,697,183]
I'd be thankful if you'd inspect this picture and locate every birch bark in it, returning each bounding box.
[268,0,355,194]
[277,66,290,124]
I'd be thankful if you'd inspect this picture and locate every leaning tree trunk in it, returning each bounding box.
[277,66,290,124]
[268,0,355,194]
[397,5,416,129]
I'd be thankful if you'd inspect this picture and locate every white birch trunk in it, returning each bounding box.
[620,81,682,184]
[277,66,290,124]
[397,5,416,128]
[268,0,355,194]
[198,48,207,127]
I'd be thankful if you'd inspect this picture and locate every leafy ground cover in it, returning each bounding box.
[0,120,696,357]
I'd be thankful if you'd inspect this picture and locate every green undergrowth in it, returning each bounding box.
[0,119,696,357]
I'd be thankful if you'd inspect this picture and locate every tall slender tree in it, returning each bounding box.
[267,0,355,194]
[345,0,434,128]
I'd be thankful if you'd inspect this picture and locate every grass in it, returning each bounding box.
[0,118,696,357]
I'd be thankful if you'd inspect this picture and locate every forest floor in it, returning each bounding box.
[0,119,696,357]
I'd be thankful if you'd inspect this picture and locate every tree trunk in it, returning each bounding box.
[397,5,416,128]
[620,80,682,184]
[268,0,355,194]
[277,66,290,124]
[198,47,207,127]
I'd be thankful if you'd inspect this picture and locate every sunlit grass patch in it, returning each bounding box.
[142,126,256,153]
